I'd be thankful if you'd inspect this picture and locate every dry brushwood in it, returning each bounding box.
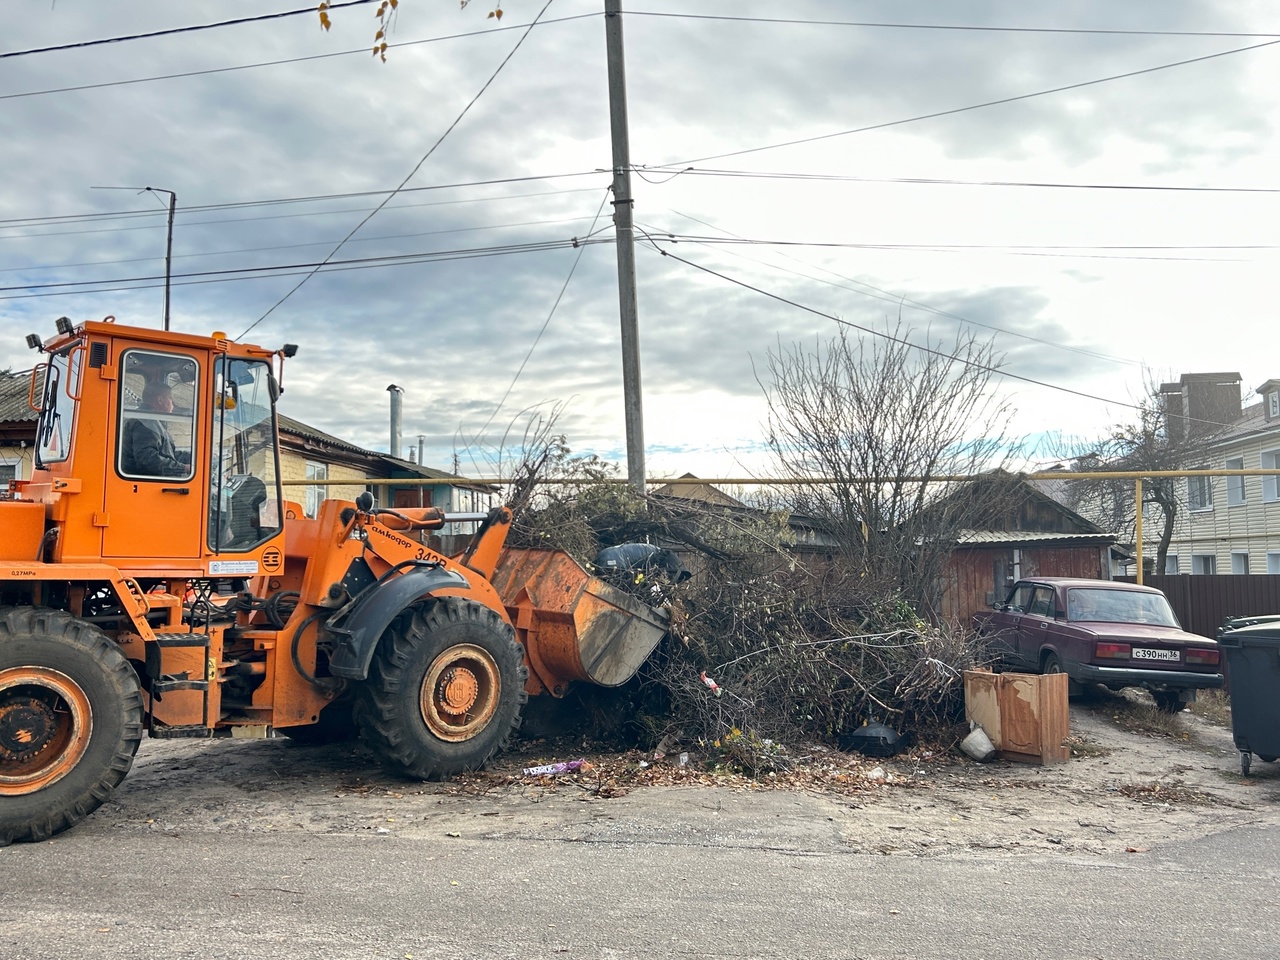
[505,459,989,769]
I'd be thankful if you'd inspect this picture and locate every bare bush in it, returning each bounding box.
[507,458,990,764]
[760,322,1015,618]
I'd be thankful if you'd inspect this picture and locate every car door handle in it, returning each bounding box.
[161,487,190,495]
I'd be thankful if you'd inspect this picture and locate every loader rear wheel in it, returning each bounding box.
[357,598,527,780]
[0,608,143,845]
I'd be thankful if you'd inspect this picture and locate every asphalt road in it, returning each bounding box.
[3,792,1277,960]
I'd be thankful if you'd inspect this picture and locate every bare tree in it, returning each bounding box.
[761,322,1016,616]
[1059,375,1222,574]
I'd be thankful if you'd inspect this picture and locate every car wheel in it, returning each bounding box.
[1041,652,1083,698]
[1151,690,1184,714]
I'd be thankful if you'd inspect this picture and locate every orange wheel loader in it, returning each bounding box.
[0,317,666,844]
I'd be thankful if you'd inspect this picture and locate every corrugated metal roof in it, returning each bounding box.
[0,370,39,425]
[277,413,371,457]
[1211,401,1277,445]
[956,529,1115,546]
[277,414,490,486]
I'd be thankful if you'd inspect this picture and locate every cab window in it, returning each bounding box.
[35,345,83,467]
[208,357,283,552]
[117,349,198,481]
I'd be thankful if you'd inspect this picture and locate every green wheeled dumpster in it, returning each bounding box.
[1217,620,1280,776]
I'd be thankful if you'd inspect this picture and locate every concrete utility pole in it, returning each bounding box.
[605,0,646,492]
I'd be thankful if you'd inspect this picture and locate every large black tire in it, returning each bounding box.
[356,598,527,780]
[0,607,144,845]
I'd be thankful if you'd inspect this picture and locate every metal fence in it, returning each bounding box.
[1115,574,1280,639]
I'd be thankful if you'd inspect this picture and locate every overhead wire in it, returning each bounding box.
[626,11,1280,39]
[641,212,1142,369]
[0,1,376,59]
[667,37,1280,166]
[236,0,559,340]
[637,236,1146,414]
[635,234,1265,260]
[462,188,614,459]
[2,214,605,276]
[0,186,605,242]
[0,172,604,228]
[0,14,598,102]
[0,235,616,302]
[638,167,1280,195]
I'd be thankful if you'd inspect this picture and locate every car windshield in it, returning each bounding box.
[1065,588,1180,627]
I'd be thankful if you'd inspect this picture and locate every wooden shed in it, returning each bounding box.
[935,474,1115,627]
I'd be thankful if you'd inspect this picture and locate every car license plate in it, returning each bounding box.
[1132,647,1180,662]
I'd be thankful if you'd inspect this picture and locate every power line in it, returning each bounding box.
[643,213,1143,370]
[662,234,1277,252]
[0,185,604,241]
[642,233,1262,262]
[0,14,597,102]
[0,1,375,60]
[0,172,603,229]
[2,214,603,276]
[464,189,614,455]
[641,239,1145,414]
[0,235,616,302]
[668,37,1280,166]
[237,0,558,340]
[642,167,1280,195]
[627,11,1280,39]
[0,187,603,243]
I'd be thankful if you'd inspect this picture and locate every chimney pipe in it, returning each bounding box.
[417,434,425,467]
[387,384,404,458]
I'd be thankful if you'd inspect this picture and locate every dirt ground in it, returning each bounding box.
[77,690,1280,858]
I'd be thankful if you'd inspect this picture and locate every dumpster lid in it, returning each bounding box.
[1220,617,1280,643]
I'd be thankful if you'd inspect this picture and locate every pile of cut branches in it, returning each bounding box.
[506,458,988,765]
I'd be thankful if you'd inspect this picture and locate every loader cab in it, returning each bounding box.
[29,319,286,578]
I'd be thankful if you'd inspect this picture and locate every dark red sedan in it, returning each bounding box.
[975,577,1224,712]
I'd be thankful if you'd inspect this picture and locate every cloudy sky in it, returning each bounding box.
[2,1,1278,479]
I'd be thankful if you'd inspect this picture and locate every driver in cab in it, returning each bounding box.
[122,382,191,477]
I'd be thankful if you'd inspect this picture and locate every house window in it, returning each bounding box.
[0,463,15,486]
[1263,450,1280,503]
[1231,551,1250,575]
[1188,473,1213,512]
[1270,391,1280,419]
[1191,554,1217,575]
[1164,554,1179,574]
[1269,551,1280,575]
[304,461,328,519]
[1226,457,1245,506]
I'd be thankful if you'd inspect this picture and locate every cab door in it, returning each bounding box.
[102,344,204,561]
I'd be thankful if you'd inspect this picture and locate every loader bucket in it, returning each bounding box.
[490,548,669,696]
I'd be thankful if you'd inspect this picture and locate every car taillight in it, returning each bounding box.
[1096,642,1131,659]
[1187,648,1220,666]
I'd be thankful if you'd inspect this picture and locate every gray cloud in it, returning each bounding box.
[2,0,1274,477]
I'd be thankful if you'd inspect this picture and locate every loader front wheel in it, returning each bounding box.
[358,598,527,780]
[0,608,143,845]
